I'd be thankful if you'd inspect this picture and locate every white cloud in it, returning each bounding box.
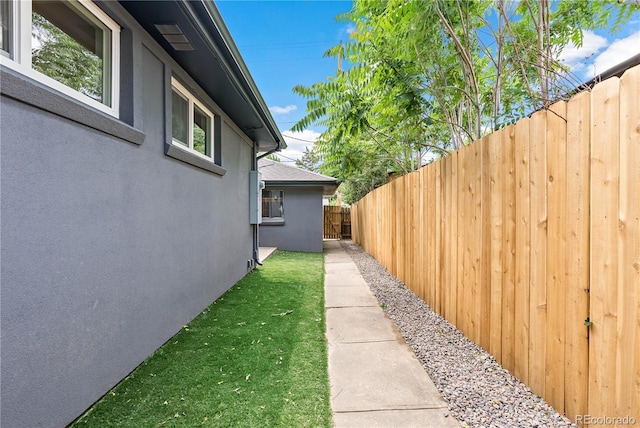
[278,129,321,162]
[591,30,640,76]
[559,30,608,71]
[269,104,297,115]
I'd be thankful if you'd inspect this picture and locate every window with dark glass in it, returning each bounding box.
[172,89,189,145]
[262,190,284,219]
[193,105,211,157]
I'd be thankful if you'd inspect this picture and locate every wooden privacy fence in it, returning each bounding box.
[352,65,639,426]
[324,206,351,239]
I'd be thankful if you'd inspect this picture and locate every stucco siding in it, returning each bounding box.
[0,21,254,428]
[259,187,324,252]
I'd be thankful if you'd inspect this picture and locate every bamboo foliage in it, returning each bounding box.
[351,65,640,426]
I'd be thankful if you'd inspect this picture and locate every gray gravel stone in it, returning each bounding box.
[339,240,577,428]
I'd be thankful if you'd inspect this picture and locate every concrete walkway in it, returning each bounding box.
[258,246,277,262]
[324,240,460,428]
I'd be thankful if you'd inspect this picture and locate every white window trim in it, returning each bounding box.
[0,0,120,117]
[171,77,216,162]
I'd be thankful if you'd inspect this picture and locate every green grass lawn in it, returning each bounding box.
[72,251,332,427]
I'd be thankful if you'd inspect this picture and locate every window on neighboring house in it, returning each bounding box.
[262,190,284,219]
[171,77,215,160]
[0,0,120,116]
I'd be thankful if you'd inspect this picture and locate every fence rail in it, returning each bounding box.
[352,65,639,426]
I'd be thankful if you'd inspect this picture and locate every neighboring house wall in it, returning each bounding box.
[259,186,324,253]
[0,4,255,427]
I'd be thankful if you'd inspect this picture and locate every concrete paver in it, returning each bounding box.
[325,253,354,263]
[329,341,447,411]
[324,285,378,308]
[326,307,397,343]
[324,240,459,428]
[325,272,368,287]
[258,247,277,262]
[325,262,361,272]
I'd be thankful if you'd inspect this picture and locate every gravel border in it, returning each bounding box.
[339,240,577,428]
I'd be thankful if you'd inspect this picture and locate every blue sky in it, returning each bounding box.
[217,1,639,164]
[217,0,352,164]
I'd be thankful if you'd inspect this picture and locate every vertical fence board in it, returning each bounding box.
[440,156,453,322]
[441,155,453,323]
[457,146,469,338]
[368,194,372,249]
[411,172,419,293]
[373,189,378,257]
[402,175,409,284]
[412,173,419,295]
[391,179,399,276]
[407,174,413,291]
[419,167,428,302]
[564,91,590,422]
[399,178,405,282]
[427,164,437,309]
[451,152,458,326]
[502,125,517,374]
[514,118,531,385]
[545,101,568,413]
[528,109,548,398]
[479,136,492,352]
[379,187,386,266]
[589,77,620,419]
[460,142,482,344]
[469,142,483,345]
[489,130,504,362]
[352,206,357,243]
[409,172,419,294]
[378,187,384,265]
[403,175,411,286]
[408,174,415,293]
[395,177,404,282]
[434,161,442,314]
[616,66,640,425]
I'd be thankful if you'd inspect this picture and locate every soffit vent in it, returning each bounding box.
[154,23,194,51]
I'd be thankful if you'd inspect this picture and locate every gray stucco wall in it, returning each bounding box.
[259,186,324,253]
[0,5,254,427]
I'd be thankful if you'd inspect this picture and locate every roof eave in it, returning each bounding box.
[198,2,286,152]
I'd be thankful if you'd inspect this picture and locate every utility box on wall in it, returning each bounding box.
[249,171,264,224]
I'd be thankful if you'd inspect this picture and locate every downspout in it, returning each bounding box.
[252,141,262,267]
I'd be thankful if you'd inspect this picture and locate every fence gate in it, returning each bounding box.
[323,206,351,239]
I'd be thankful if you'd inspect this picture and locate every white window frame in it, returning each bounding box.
[171,77,216,162]
[0,0,120,117]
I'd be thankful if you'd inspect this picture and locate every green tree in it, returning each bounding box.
[295,146,322,173]
[293,0,637,203]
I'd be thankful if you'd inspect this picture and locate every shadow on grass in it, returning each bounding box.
[72,251,331,427]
